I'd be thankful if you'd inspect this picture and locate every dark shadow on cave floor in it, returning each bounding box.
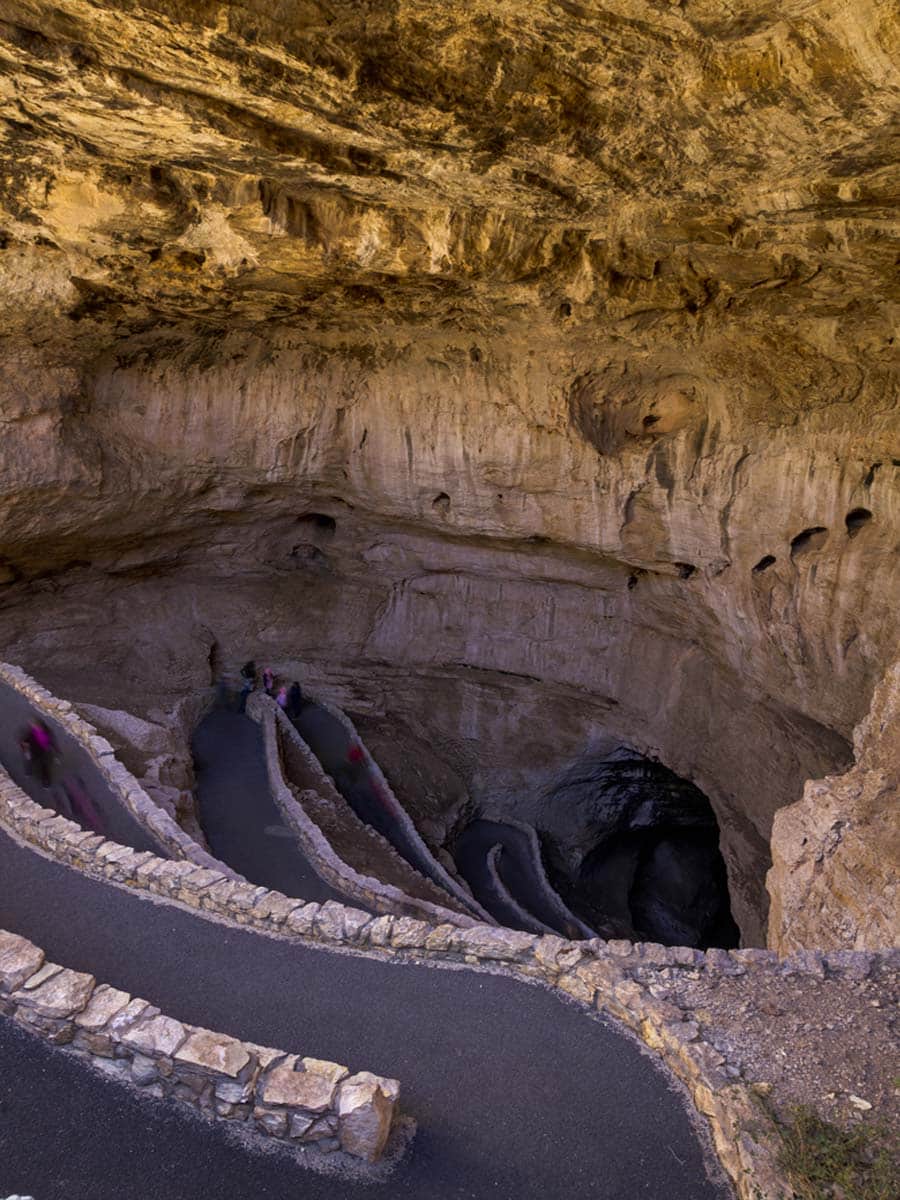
[540,749,740,950]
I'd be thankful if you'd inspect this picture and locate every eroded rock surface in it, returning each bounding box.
[0,1,898,948]
[767,661,900,953]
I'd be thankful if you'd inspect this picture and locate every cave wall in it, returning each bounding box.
[1,333,897,943]
[767,660,900,952]
[0,1,898,948]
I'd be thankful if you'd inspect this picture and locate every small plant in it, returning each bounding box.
[774,1104,898,1200]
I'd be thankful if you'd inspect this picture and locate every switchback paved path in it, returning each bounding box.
[0,700,731,1200]
[192,709,347,905]
[0,685,162,855]
[454,818,588,937]
[0,828,731,1200]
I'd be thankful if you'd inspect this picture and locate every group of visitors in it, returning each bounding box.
[236,661,306,718]
[17,713,105,834]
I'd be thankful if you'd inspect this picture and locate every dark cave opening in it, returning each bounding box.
[541,749,740,950]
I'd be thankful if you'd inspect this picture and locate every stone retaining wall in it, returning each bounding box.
[0,928,400,1162]
[6,763,893,1198]
[0,663,231,876]
[484,842,554,934]
[493,814,596,939]
[254,696,479,928]
[301,691,492,919]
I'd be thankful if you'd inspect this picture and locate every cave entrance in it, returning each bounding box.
[542,748,739,950]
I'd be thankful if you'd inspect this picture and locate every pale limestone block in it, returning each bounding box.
[74,984,132,1031]
[341,908,370,942]
[13,967,94,1018]
[336,1071,399,1162]
[457,926,536,961]
[260,1063,338,1111]
[390,917,430,949]
[365,915,394,946]
[175,1028,251,1078]
[423,923,455,952]
[314,901,348,940]
[286,903,320,936]
[300,1058,348,1086]
[120,1014,187,1057]
[252,893,300,924]
[108,998,153,1037]
[532,934,567,971]
[0,933,45,992]
[558,971,596,1004]
[21,963,65,990]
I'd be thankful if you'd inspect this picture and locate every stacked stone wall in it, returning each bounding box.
[0,928,399,1162]
[1,668,895,1200]
[5,764,895,1199]
[299,690,491,918]
[254,697,479,927]
[0,662,232,875]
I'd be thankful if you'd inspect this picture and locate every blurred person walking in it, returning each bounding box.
[238,661,257,714]
[62,775,105,835]
[21,718,59,788]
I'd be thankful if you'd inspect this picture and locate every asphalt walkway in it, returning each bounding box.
[0,682,163,855]
[192,709,346,905]
[0,695,731,1200]
[455,819,587,938]
[0,825,730,1200]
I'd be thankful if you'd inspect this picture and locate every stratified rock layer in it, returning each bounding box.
[0,1,898,947]
[768,662,900,953]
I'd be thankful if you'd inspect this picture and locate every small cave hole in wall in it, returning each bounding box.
[469,346,482,364]
[559,300,572,318]
[675,562,696,579]
[541,749,740,949]
[642,413,660,429]
[845,508,872,538]
[432,492,451,514]
[752,554,776,574]
[296,513,336,539]
[789,526,828,559]
[289,543,330,571]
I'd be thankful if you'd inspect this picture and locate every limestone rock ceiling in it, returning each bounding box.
[0,0,897,342]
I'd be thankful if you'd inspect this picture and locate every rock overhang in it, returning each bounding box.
[0,0,897,953]
[0,0,897,345]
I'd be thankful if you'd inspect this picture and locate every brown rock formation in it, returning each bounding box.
[768,661,900,953]
[0,1,898,947]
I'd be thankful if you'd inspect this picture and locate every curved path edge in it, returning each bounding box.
[253,696,479,928]
[493,815,597,939]
[484,843,557,935]
[0,760,853,1200]
[300,690,494,921]
[0,663,235,877]
[0,927,399,1163]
